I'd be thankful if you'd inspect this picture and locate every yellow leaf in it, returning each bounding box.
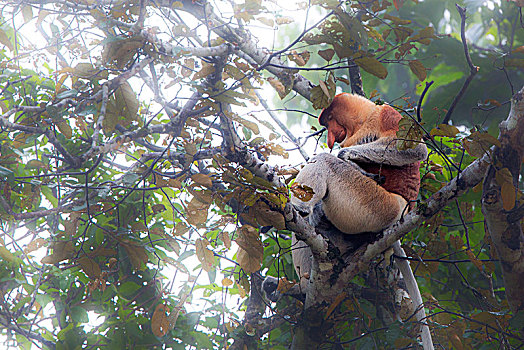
[151,203,166,214]
[449,333,464,350]
[384,13,410,25]
[248,200,286,230]
[275,16,294,25]
[462,131,500,158]
[237,247,262,273]
[229,114,260,135]
[26,159,47,170]
[506,59,524,68]
[276,277,295,294]
[221,277,233,287]
[0,246,19,263]
[168,178,182,188]
[186,197,209,226]
[72,62,107,80]
[512,46,524,54]
[167,292,189,329]
[310,85,331,110]
[288,50,310,66]
[465,250,484,272]
[257,16,274,27]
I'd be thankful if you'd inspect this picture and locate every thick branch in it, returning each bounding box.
[482,87,524,313]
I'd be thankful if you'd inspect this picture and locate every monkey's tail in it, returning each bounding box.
[393,240,435,350]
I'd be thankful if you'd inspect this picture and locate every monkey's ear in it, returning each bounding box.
[379,105,402,132]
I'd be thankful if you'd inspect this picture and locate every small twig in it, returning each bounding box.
[45,130,82,168]
[133,0,148,31]
[442,5,479,124]
[87,83,109,157]
[417,81,433,123]
[257,10,333,72]
[255,90,309,161]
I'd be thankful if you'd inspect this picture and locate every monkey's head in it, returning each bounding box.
[318,93,402,149]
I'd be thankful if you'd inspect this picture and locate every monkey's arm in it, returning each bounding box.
[338,138,427,166]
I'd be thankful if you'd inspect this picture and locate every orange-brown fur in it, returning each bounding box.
[320,93,421,206]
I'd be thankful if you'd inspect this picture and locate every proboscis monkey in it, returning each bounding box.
[290,93,433,350]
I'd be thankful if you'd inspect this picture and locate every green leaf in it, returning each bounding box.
[119,281,141,296]
[22,6,33,23]
[70,306,89,323]
[56,89,79,99]
[354,56,388,79]
[0,29,13,51]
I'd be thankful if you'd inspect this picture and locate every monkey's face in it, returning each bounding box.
[319,93,403,149]
[319,93,383,149]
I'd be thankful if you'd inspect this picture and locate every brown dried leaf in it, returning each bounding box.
[267,77,287,99]
[25,238,47,254]
[430,124,460,138]
[276,16,294,24]
[122,241,148,270]
[151,303,170,337]
[318,48,335,61]
[248,200,286,230]
[290,182,314,202]
[462,131,500,157]
[186,197,209,226]
[219,231,232,249]
[195,238,214,272]
[191,173,213,188]
[192,61,215,81]
[236,225,263,273]
[78,256,102,279]
[325,292,347,319]
[496,168,516,210]
[409,60,427,81]
[41,241,74,264]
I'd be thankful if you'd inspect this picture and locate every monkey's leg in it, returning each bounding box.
[292,153,407,235]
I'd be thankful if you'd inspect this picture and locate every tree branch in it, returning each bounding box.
[442,5,479,125]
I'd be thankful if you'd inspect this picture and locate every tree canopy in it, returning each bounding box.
[0,0,523,349]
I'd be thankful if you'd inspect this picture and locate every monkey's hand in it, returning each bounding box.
[338,146,376,164]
